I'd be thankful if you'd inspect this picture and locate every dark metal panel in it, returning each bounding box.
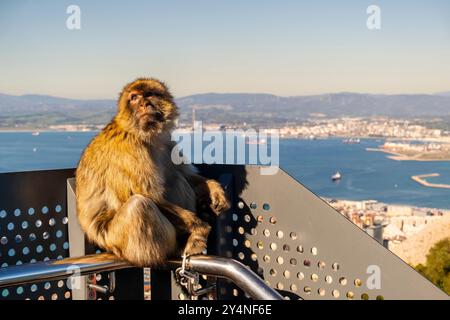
[0,168,75,300]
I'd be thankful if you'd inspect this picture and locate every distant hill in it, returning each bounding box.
[1,92,450,128]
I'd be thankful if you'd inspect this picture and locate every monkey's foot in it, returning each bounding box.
[184,237,207,257]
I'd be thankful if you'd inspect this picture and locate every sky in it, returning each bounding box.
[0,0,449,99]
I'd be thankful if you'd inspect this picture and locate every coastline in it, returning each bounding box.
[366,147,450,162]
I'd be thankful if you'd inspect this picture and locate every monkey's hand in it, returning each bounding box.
[197,179,230,216]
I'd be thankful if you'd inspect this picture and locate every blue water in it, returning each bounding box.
[1,132,449,209]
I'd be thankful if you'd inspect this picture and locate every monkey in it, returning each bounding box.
[75,78,230,268]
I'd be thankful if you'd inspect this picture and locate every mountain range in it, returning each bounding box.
[1,92,450,128]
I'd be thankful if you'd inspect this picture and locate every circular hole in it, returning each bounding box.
[232,214,238,222]
[311,247,318,255]
[347,291,354,299]
[237,201,244,209]
[257,215,263,223]
[14,209,21,217]
[283,244,290,251]
[270,242,277,251]
[283,270,291,279]
[51,293,58,300]
[35,220,42,228]
[2,289,9,297]
[249,202,257,209]
[232,239,238,247]
[276,282,284,290]
[22,247,30,255]
[297,272,305,280]
[28,208,35,216]
[55,205,62,213]
[15,235,22,243]
[257,241,264,250]
[304,286,311,294]
[16,287,24,295]
[16,260,23,265]
[36,245,43,253]
[38,296,45,300]
[263,229,270,237]
[7,222,14,231]
[332,290,340,298]
[318,261,326,269]
[41,206,49,214]
[49,218,56,226]
[250,228,256,235]
[58,280,64,288]
[244,239,251,248]
[43,231,50,240]
[354,279,362,287]
[318,288,326,296]
[21,221,28,229]
[277,256,284,265]
[290,232,297,240]
[332,262,340,271]
[0,236,7,245]
[44,282,51,290]
[0,210,6,218]
[290,258,297,265]
[311,273,319,282]
[376,295,384,300]
[290,284,298,292]
[62,217,68,224]
[8,248,15,257]
[262,203,270,211]
[238,226,244,234]
[339,277,347,286]
[251,253,257,261]
[269,269,277,276]
[297,245,304,253]
[29,233,37,241]
[269,217,277,224]
[263,255,270,262]
[303,259,311,267]
[30,284,38,292]
[238,252,245,260]
[64,291,71,299]
[276,230,284,239]
[361,293,369,300]
[244,215,251,223]
[325,275,333,284]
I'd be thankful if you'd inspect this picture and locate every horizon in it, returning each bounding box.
[1,1,450,99]
[1,89,450,101]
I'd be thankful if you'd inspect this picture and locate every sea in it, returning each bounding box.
[1,131,449,209]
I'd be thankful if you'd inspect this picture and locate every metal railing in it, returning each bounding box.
[0,253,283,300]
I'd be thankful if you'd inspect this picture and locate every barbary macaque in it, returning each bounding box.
[75,78,229,267]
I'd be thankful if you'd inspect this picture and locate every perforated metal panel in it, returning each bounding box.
[0,169,144,300]
[187,165,448,300]
[0,169,74,300]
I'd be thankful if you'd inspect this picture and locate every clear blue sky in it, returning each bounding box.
[0,0,449,99]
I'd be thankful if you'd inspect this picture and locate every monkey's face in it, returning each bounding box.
[120,79,179,135]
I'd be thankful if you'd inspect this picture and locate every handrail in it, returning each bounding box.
[0,253,283,300]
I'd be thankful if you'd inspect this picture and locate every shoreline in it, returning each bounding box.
[323,196,450,212]
[366,147,450,162]
[411,173,450,189]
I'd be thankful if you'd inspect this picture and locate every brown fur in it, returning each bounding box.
[75,78,229,267]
